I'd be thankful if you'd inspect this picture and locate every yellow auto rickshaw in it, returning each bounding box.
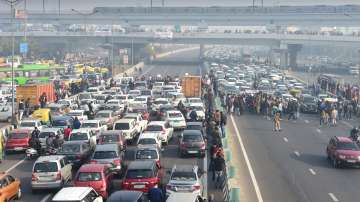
[289,88,301,98]
[31,108,52,124]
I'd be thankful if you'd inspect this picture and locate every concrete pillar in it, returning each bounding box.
[288,44,302,69]
[199,44,205,59]
[280,50,288,69]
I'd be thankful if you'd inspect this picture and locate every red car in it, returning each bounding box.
[98,131,126,151]
[74,164,115,198]
[326,136,360,168]
[5,129,31,152]
[122,160,161,193]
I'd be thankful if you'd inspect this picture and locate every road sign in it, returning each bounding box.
[19,43,28,53]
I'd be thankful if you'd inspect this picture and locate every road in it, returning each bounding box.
[288,71,360,85]
[5,48,208,202]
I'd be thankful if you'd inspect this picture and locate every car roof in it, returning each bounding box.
[82,120,101,123]
[148,121,166,125]
[71,129,91,133]
[53,115,73,120]
[94,144,118,151]
[11,129,31,133]
[336,136,353,143]
[139,133,158,139]
[186,122,202,126]
[182,130,202,136]
[40,128,61,132]
[107,191,143,201]
[78,164,106,172]
[100,131,122,135]
[52,187,93,201]
[166,110,182,114]
[172,164,198,173]
[36,155,65,162]
[135,145,159,151]
[62,141,84,146]
[127,160,156,170]
[115,119,135,123]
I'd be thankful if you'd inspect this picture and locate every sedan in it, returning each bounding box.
[179,130,206,158]
[58,141,92,168]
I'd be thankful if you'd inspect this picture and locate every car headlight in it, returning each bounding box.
[338,155,346,159]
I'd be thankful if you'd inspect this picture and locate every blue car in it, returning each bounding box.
[52,115,74,129]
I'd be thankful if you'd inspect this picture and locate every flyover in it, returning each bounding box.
[1,6,360,26]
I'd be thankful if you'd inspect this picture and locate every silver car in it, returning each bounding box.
[90,144,124,173]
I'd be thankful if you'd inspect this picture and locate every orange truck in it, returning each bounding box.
[16,83,55,106]
[181,75,202,97]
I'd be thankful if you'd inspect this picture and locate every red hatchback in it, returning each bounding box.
[327,136,360,168]
[74,164,115,198]
[5,129,31,152]
[122,160,161,193]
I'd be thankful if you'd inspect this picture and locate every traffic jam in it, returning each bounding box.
[2,64,210,202]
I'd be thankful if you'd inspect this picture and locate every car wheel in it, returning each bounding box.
[16,186,22,199]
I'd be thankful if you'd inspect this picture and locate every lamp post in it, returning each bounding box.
[3,0,23,125]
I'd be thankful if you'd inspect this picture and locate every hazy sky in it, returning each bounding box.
[0,0,359,12]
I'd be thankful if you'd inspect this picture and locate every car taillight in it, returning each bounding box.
[31,173,37,181]
[200,143,205,149]
[90,160,98,164]
[180,142,187,148]
[193,185,201,191]
[113,159,121,165]
[56,172,62,180]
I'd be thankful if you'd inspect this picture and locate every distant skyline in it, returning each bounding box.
[0,0,360,12]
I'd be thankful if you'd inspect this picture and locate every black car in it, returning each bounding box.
[58,141,92,168]
[300,94,318,113]
[179,130,206,158]
[107,191,148,202]
[185,122,205,136]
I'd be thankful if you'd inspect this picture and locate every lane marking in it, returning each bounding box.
[294,151,301,157]
[40,193,52,202]
[304,120,309,123]
[283,137,289,142]
[230,115,264,202]
[5,158,25,173]
[328,193,339,202]
[316,129,322,133]
[341,120,353,128]
[308,168,316,175]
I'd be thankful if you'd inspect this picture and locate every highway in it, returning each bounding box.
[2,48,209,202]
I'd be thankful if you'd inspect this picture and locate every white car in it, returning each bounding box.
[18,119,43,131]
[152,98,170,110]
[188,104,205,121]
[186,97,203,108]
[51,187,103,202]
[67,110,88,122]
[80,120,107,139]
[114,94,133,107]
[137,133,162,150]
[57,99,77,109]
[123,113,148,134]
[144,121,174,144]
[69,129,96,149]
[130,96,148,109]
[165,110,186,130]
[113,119,138,142]
[128,90,141,97]
[166,165,203,196]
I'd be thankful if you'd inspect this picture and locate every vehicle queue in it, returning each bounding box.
[1,71,210,202]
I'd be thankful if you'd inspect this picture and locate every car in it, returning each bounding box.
[90,144,124,173]
[0,105,12,122]
[18,119,43,131]
[31,155,72,192]
[74,164,115,198]
[137,133,162,151]
[166,165,204,195]
[81,120,107,139]
[95,111,118,130]
[144,121,174,144]
[5,129,31,152]
[122,160,161,193]
[69,129,97,149]
[165,110,186,130]
[98,131,126,151]
[188,104,205,121]
[134,146,161,168]
[51,187,103,202]
[326,136,360,168]
[38,127,64,148]
[0,173,21,201]
[179,130,206,158]
[113,119,138,142]
[130,96,149,109]
[67,110,88,122]
[123,113,148,134]
[58,141,93,168]
[152,98,170,110]
[107,190,148,202]
[185,122,205,136]
[128,90,141,97]
[300,94,318,113]
[51,116,74,129]
[58,99,77,109]
[114,94,133,107]
[186,98,203,108]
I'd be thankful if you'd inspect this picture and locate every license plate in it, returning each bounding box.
[134,184,145,189]
[26,153,31,157]
[348,160,356,163]
[14,147,23,151]
[188,150,198,154]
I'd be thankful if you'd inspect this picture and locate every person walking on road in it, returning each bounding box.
[39,92,47,108]
[220,111,227,138]
[331,107,338,127]
[18,99,25,121]
[273,111,282,132]
[73,117,81,129]
[213,153,226,189]
[148,185,164,202]
[24,98,30,117]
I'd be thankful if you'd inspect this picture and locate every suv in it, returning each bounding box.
[31,155,72,192]
[144,121,173,145]
[113,119,138,143]
[326,136,360,168]
[51,187,103,202]
[179,130,206,158]
[123,113,148,134]
[166,165,203,195]
[122,160,161,193]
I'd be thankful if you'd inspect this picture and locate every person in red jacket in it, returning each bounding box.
[64,126,72,141]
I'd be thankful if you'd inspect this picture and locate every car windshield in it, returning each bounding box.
[189,99,202,103]
[135,97,146,102]
[20,122,35,127]
[303,97,315,103]
[9,132,28,139]
[34,162,58,173]
[68,112,82,117]
[79,94,91,100]
[183,134,203,142]
[154,100,168,105]
[60,144,80,153]
[168,112,183,118]
[136,150,158,160]
[52,119,68,126]
[81,123,99,128]
[141,90,152,95]
[114,123,129,130]
[171,171,196,181]
[93,151,118,159]
[191,106,204,111]
[126,169,153,179]
[337,142,360,150]
[100,134,118,143]
[138,138,157,145]
[146,125,163,132]
[39,132,56,138]
[96,113,109,118]
[77,172,102,182]
[70,133,88,141]
[186,125,202,130]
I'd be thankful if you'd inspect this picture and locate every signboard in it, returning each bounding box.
[19,43,28,53]
[15,9,27,19]
[123,55,128,64]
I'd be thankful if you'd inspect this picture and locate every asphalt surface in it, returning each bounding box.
[4,49,207,202]
[288,71,360,85]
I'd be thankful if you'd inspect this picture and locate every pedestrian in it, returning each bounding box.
[18,99,25,121]
[0,131,4,163]
[39,92,47,108]
[273,111,281,131]
[331,108,338,127]
[213,153,226,189]
[214,110,221,126]
[73,117,81,129]
[64,125,72,141]
[24,98,30,117]
[220,111,227,138]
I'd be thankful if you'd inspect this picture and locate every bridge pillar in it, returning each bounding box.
[199,44,205,59]
[287,44,302,69]
[280,51,288,69]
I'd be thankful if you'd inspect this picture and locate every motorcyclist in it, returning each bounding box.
[53,134,61,149]
[350,127,359,141]
[29,131,41,153]
[31,127,40,139]
[46,133,55,149]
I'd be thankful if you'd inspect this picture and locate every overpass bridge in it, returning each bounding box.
[1,6,360,26]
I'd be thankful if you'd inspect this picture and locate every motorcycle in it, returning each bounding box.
[25,148,39,160]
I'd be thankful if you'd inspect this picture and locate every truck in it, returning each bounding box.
[181,75,202,97]
[16,83,55,106]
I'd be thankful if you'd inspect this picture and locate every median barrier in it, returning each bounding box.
[229,188,241,202]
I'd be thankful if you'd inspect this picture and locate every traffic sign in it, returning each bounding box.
[19,43,28,53]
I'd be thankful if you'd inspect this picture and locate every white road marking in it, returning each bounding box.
[341,120,353,128]
[304,120,309,123]
[40,193,52,202]
[316,128,322,133]
[230,115,264,202]
[308,168,316,175]
[5,158,25,173]
[294,151,301,157]
[328,193,339,202]
[283,137,289,142]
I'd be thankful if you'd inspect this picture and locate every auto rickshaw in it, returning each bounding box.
[289,88,302,98]
[31,108,52,125]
